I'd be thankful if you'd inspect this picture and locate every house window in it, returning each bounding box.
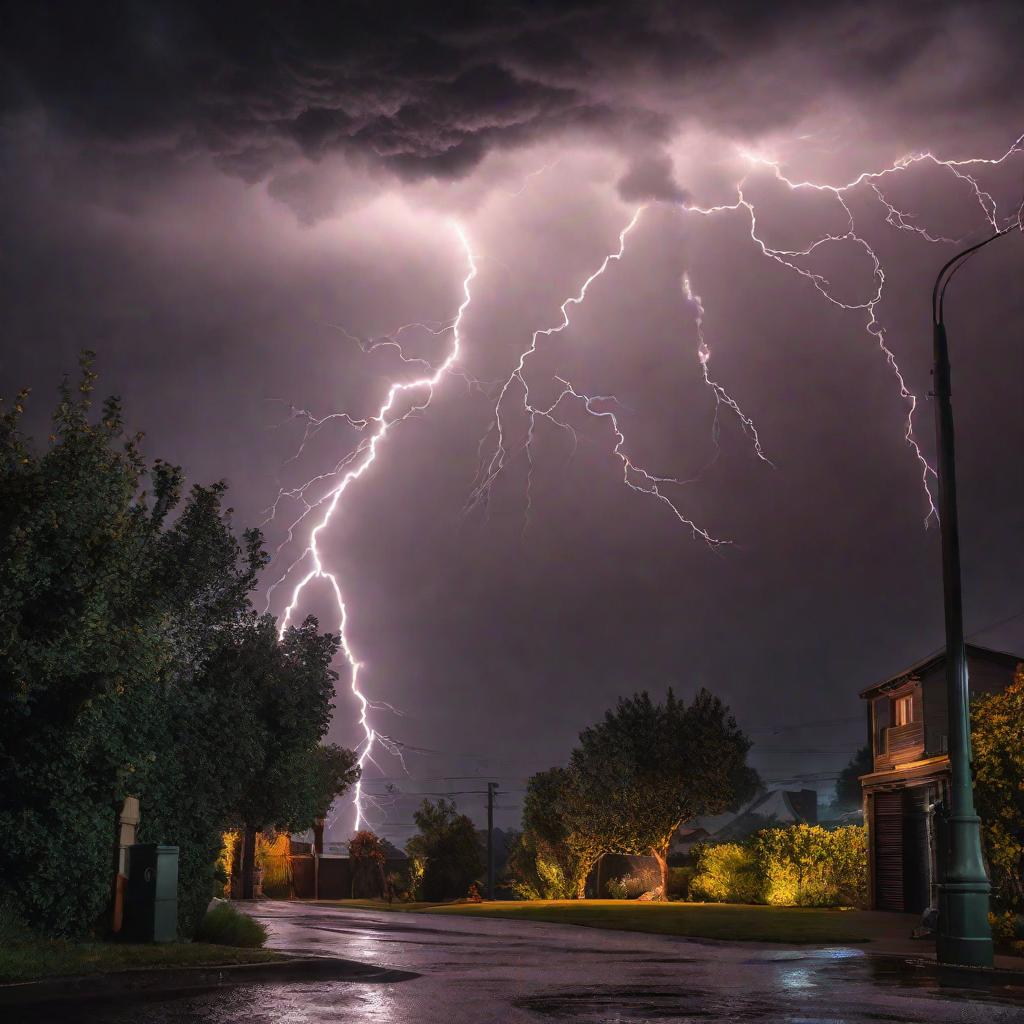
[893,693,913,726]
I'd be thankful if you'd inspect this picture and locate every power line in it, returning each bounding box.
[967,606,1024,639]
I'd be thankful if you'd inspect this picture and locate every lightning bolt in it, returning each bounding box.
[267,133,1022,838]
[685,131,1024,524]
[272,221,477,831]
[682,271,771,466]
[467,206,733,546]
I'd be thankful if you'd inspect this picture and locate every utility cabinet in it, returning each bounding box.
[124,843,178,942]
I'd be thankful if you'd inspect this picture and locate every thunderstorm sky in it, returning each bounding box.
[2,1,1023,843]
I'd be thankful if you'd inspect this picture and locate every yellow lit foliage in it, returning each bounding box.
[216,832,239,899]
[972,664,1024,913]
[689,825,867,907]
[689,843,760,903]
[257,832,292,898]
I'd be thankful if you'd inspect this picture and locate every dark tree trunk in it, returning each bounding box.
[240,825,257,900]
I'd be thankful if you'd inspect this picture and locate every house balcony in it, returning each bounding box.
[874,721,925,770]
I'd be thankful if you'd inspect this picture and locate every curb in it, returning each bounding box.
[865,951,1024,984]
[0,955,419,1007]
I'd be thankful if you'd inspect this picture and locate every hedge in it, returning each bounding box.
[689,824,867,907]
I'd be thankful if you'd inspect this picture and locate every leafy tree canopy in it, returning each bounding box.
[0,357,357,937]
[520,766,607,899]
[972,664,1024,912]
[406,798,482,902]
[571,688,758,897]
[833,745,872,810]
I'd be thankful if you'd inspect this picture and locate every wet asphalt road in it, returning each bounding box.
[33,901,1024,1022]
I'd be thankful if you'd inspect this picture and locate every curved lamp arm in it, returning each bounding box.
[933,222,1018,325]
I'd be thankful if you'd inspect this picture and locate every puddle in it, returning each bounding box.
[825,955,1024,1006]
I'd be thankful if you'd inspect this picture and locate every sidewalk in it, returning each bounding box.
[855,911,1024,972]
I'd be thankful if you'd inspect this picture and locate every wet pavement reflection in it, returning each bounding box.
[22,901,1024,1023]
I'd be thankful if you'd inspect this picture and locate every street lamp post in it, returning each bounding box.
[930,226,1015,967]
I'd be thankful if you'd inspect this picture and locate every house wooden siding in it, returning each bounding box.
[859,644,1021,915]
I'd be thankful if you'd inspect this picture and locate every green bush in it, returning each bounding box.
[406,799,483,902]
[0,898,31,945]
[973,667,1024,913]
[607,866,661,899]
[261,857,292,899]
[752,825,867,907]
[689,842,762,903]
[194,903,268,948]
[689,826,867,907]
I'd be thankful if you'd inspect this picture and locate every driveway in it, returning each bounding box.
[33,900,1024,1022]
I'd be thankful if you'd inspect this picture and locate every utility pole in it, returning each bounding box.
[930,226,1015,967]
[486,782,498,899]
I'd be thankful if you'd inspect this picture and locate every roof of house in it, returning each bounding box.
[819,807,864,827]
[676,827,709,840]
[859,643,1024,699]
[712,789,817,841]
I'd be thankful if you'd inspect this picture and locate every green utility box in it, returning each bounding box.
[124,843,178,942]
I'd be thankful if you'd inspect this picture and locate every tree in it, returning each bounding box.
[971,664,1024,912]
[139,614,357,931]
[572,688,758,898]
[133,502,270,935]
[833,746,872,810]
[0,358,199,935]
[232,616,341,832]
[218,615,353,903]
[309,744,362,822]
[519,767,607,899]
[348,830,387,898]
[406,798,483,902]
[0,358,358,937]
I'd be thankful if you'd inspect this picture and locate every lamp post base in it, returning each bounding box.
[936,880,994,968]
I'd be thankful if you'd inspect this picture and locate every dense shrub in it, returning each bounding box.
[606,877,629,899]
[258,833,292,899]
[349,830,387,898]
[510,854,576,900]
[0,898,31,945]
[406,799,482,902]
[407,855,426,900]
[972,665,1024,912]
[689,826,867,907]
[689,842,761,903]
[607,866,661,899]
[194,902,268,947]
[752,825,867,907]
[518,769,607,900]
[989,910,1024,956]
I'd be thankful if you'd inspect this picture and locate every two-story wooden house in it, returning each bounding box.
[859,643,1022,915]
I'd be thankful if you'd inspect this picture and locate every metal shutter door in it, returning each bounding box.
[874,791,904,911]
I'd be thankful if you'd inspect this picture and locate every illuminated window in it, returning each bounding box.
[893,693,913,726]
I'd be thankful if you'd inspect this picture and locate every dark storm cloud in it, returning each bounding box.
[2,0,1023,843]
[616,153,690,204]
[2,1,1021,186]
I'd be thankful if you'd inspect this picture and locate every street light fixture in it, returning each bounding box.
[930,222,1018,967]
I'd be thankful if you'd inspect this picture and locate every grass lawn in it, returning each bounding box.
[310,898,878,944]
[311,898,438,913]
[0,940,286,984]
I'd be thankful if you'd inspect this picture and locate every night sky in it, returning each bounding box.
[2,2,1022,846]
